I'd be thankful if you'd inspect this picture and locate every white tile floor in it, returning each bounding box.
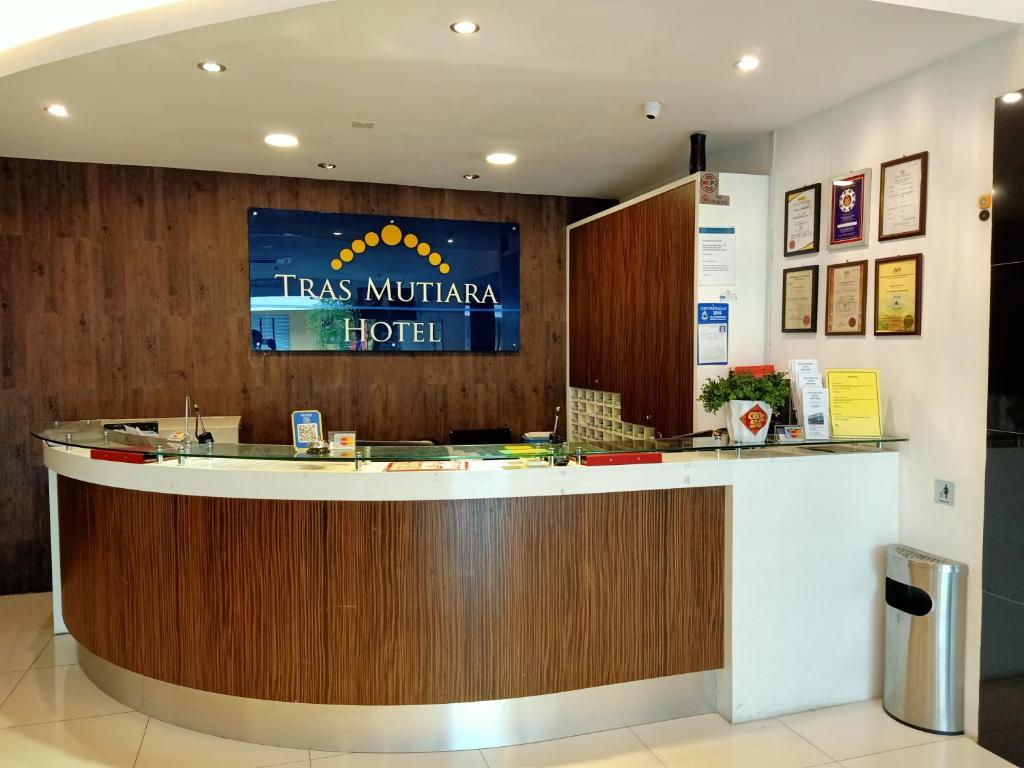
[0,592,1014,768]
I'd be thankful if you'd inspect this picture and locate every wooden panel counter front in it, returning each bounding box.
[58,477,724,706]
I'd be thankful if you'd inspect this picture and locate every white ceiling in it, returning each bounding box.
[0,0,328,78]
[870,0,1024,22]
[0,0,1013,199]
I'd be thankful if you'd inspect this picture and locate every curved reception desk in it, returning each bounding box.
[38,424,904,753]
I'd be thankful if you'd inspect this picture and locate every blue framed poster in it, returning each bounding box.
[697,302,729,366]
[249,208,520,352]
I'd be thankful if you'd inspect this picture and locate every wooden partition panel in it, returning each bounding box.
[569,183,696,436]
[0,157,612,594]
[58,477,724,705]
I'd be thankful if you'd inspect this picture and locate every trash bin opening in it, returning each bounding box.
[885,577,932,616]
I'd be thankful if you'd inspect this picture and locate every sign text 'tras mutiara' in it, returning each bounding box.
[274,274,500,345]
[274,274,498,305]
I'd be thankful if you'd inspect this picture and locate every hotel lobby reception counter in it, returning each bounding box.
[41,442,901,752]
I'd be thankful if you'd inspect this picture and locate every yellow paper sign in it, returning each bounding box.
[825,369,882,438]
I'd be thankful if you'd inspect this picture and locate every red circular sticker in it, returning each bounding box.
[848,317,857,328]
[788,239,796,250]
[700,172,717,195]
[802,315,810,326]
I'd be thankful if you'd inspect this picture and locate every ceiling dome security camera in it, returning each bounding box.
[644,100,662,120]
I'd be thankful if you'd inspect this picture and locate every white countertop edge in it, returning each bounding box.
[42,444,898,501]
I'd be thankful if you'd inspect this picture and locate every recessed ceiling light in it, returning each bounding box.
[264,133,298,148]
[318,162,336,169]
[734,54,760,72]
[463,173,480,180]
[450,20,479,34]
[486,152,517,166]
[44,103,69,118]
[1001,91,1022,104]
[197,61,226,73]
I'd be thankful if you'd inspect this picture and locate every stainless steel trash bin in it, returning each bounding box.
[883,544,967,735]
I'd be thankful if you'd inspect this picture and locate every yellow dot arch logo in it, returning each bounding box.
[330,222,451,275]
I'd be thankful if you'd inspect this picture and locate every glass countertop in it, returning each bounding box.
[33,420,907,463]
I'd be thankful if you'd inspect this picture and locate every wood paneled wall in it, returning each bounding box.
[569,183,696,436]
[59,477,724,704]
[0,157,611,594]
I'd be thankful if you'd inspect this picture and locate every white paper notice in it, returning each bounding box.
[699,227,736,286]
[801,387,831,440]
[698,324,727,366]
[696,303,728,366]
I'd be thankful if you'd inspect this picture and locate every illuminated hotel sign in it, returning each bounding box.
[248,208,520,352]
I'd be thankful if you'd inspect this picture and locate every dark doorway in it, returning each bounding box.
[981,86,1024,767]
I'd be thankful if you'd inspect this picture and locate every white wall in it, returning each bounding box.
[622,133,775,201]
[767,29,1024,736]
[707,133,775,177]
[693,173,771,432]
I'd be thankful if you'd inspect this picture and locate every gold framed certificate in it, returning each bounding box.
[781,265,818,333]
[879,152,928,241]
[825,260,868,335]
[874,254,922,335]
[784,183,821,257]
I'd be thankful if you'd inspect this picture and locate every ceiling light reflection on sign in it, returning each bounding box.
[486,152,517,165]
[265,133,298,147]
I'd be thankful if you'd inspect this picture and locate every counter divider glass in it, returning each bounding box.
[34,420,906,464]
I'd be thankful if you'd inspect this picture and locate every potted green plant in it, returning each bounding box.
[698,372,790,444]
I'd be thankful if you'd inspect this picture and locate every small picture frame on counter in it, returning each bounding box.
[291,409,323,450]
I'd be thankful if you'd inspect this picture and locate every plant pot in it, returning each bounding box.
[725,400,773,444]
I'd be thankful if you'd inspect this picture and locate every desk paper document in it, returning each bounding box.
[825,369,882,438]
[788,359,819,425]
[800,387,830,440]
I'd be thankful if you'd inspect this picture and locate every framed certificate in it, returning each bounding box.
[879,152,928,241]
[784,183,821,257]
[825,260,868,335]
[828,169,871,250]
[874,254,922,335]
[781,265,819,333]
